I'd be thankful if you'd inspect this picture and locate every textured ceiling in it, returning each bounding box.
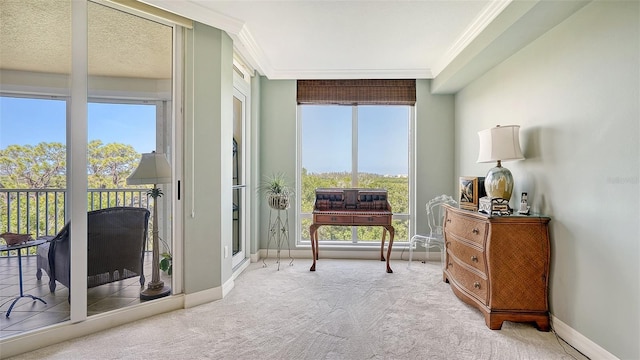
[0,0,172,79]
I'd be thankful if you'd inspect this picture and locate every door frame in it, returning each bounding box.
[232,66,250,268]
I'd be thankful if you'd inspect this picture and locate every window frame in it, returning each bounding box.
[296,104,415,246]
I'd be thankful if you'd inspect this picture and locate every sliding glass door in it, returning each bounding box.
[0,0,177,338]
[87,0,175,311]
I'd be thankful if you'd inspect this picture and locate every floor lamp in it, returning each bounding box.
[127,151,172,300]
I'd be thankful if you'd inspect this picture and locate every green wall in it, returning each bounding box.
[414,80,455,235]
[183,22,234,293]
[453,2,639,358]
[258,79,297,249]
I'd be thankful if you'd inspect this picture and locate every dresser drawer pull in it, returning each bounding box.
[331,217,337,221]
[448,262,453,268]
[471,255,478,262]
[474,281,481,289]
[446,218,451,223]
[472,228,480,234]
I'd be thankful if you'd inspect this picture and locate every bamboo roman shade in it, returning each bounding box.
[297,80,416,106]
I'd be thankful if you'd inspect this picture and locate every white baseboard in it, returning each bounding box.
[184,262,249,307]
[184,286,222,308]
[551,315,618,360]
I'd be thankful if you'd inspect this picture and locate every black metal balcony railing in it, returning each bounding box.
[0,188,153,258]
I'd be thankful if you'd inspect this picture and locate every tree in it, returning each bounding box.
[0,143,66,188]
[87,140,139,188]
[0,141,140,189]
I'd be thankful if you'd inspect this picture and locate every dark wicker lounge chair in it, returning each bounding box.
[36,207,150,295]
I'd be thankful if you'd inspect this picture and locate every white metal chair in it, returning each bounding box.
[408,194,457,267]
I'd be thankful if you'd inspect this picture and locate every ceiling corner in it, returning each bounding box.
[432,0,592,94]
[433,0,512,77]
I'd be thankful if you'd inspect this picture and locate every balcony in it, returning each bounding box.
[0,188,169,339]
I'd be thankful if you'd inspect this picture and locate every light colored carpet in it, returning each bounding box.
[10,259,587,360]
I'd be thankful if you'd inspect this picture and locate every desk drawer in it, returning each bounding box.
[352,215,389,225]
[314,214,353,224]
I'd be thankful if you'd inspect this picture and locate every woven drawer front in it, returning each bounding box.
[314,215,353,224]
[445,213,486,246]
[447,238,486,275]
[447,254,488,304]
[352,215,389,225]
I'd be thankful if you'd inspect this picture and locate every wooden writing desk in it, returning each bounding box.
[309,188,395,273]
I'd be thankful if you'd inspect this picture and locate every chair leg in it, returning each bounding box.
[408,239,414,266]
[409,235,429,267]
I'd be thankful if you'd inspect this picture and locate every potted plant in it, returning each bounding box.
[159,251,172,275]
[158,237,172,275]
[259,173,293,210]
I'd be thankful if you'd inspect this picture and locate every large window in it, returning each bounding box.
[299,104,411,243]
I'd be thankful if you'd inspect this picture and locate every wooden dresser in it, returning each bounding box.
[442,205,551,331]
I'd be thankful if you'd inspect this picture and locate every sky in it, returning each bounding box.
[301,105,409,175]
[0,96,156,153]
[1,96,409,176]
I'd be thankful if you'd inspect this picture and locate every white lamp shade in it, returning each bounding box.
[477,125,524,163]
[127,152,172,185]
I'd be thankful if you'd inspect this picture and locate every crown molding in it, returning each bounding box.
[432,0,590,94]
[142,0,270,76]
[233,25,271,77]
[267,68,433,80]
[142,0,432,79]
[433,0,512,77]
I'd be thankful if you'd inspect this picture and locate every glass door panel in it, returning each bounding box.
[0,0,71,336]
[87,1,173,310]
[232,88,246,267]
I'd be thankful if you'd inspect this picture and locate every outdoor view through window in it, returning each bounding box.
[299,105,411,243]
[0,96,155,189]
[0,96,155,233]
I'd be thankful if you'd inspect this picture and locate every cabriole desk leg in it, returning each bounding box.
[309,224,318,271]
[385,225,395,274]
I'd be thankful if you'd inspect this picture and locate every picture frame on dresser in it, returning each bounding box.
[459,176,485,211]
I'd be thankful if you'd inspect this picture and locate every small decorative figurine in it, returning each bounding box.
[518,192,531,215]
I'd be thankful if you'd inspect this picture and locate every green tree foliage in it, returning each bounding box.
[0,141,140,189]
[87,140,139,189]
[300,170,410,241]
[0,142,142,240]
[0,142,66,188]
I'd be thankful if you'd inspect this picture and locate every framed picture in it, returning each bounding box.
[459,176,485,211]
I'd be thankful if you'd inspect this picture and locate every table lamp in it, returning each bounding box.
[477,125,524,203]
[127,151,172,300]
